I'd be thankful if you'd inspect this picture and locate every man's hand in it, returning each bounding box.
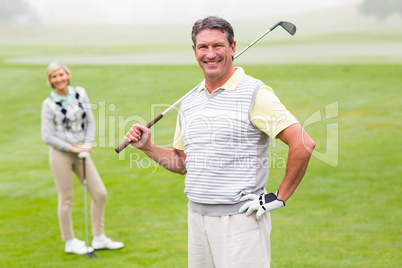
[239,191,285,220]
[124,124,152,149]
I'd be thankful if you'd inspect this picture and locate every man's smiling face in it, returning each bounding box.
[193,28,236,86]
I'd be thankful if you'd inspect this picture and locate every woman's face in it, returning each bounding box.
[49,68,70,91]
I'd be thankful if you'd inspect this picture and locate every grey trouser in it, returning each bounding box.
[49,147,107,241]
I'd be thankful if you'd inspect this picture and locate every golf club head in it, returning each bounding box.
[78,151,91,159]
[270,21,296,36]
[87,252,98,258]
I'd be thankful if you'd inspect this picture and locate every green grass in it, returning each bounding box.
[0,20,401,266]
[0,62,400,267]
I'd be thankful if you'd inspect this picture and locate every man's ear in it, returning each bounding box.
[231,41,236,59]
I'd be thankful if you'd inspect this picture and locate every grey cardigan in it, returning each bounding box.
[41,86,95,152]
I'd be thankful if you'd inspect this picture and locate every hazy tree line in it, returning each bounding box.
[0,0,37,22]
[0,0,401,23]
[358,0,402,20]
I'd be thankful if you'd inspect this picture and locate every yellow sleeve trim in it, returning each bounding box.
[173,115,184,150]
[251,85,298,139]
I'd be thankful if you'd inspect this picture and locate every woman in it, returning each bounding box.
[41,62,123,255]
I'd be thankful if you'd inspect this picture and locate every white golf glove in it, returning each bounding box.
[78,151,91,159]
[239,190,285,220]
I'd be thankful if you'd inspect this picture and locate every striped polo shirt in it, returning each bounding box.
[175,67,298,216]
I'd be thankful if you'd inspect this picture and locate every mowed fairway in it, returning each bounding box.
[0,62,400,267]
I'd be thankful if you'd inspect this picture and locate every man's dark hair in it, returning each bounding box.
[191,16,235,46]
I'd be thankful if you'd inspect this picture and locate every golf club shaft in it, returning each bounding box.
[83,158,90,254]
[82,157,98,258]
[234,29,272,60]
[115,21,295,153]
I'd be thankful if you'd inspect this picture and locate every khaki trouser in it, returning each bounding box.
[188,209,271,268]
[49,147,107,241]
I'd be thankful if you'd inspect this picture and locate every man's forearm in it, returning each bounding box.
[276,124,316,202]
[141,141,187,174]
[278,142,314,201]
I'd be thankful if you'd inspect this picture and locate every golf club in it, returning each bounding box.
[115,21,296,153]
[78,151,98,258]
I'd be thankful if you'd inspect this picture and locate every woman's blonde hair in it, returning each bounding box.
[46,61,71,88]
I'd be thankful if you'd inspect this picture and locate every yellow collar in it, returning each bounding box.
[197,67,245,93]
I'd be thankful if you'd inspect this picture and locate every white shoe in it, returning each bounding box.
[92,236,124,250]
[65,238,94,255]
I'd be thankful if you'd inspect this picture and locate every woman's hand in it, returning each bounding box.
[69,144,92,154]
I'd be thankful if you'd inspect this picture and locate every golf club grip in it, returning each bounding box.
[114,113,164,154]
[145,113,164,129]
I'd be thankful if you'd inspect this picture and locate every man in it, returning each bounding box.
[124,16,315,268]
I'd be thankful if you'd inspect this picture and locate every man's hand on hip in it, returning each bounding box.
[239,191,285,220]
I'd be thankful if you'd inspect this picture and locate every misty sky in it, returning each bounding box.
[25,0,363,26]
[4,0,401,67]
